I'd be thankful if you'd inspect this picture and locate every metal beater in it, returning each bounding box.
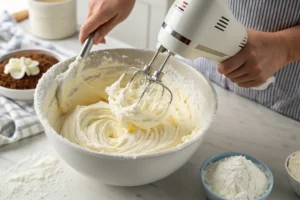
[121,45,174,118]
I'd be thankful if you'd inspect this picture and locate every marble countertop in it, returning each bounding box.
[1,22,300,200]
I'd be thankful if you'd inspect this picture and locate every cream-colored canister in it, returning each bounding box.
[28,0,77,39]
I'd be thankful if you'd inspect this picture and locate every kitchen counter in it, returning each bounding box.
[1,22,300,200]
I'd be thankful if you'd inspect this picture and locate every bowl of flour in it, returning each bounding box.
[200,152,274,200]
[285,151,300,197]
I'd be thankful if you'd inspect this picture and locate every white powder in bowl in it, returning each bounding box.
[288,151,300,182]
[204,155,269,200]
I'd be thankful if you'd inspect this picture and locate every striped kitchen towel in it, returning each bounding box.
[0,97,44,145]
[0,10,74,146]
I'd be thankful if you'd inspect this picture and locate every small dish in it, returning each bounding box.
[285,151,300,197]
[200,152,274,200]
[0,49,63,100]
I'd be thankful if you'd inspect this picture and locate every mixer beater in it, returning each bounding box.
[120,45,174,120]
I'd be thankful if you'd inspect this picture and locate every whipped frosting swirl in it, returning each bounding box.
[59,60,201,155]
[61,101,185,154]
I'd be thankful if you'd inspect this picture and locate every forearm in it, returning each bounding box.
[277,25,300,64]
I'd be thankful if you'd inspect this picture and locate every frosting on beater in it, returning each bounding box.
[105,73,171,130]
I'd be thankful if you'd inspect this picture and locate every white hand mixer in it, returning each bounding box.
[77,0,274,123]
[119,0,275,119]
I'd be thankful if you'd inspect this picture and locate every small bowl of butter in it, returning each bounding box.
[200,152,274,200]
[285,151,300,197]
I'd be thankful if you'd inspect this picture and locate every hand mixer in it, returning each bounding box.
[78,0,274,122]
[121,0,274,118]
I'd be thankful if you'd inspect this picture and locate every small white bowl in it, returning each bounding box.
[285,151,300,197]
[0,49,63,101]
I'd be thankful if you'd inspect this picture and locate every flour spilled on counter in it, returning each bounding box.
[0,153,72,200]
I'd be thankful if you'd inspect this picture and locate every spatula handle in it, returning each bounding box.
[79,32,95,58]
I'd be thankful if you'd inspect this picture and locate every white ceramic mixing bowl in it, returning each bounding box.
[34,49,217,186]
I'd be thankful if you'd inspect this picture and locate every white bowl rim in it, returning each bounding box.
[35,48,218,160]
[285,150,300,183]
[0,48,63,97]
[0,48,64,62]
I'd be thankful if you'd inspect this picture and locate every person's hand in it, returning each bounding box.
[79,0,136,45]
[217,29,290,88]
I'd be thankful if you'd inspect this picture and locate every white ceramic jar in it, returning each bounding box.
[28,0,77,40]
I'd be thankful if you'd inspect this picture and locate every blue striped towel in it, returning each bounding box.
[0,10,74,146]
